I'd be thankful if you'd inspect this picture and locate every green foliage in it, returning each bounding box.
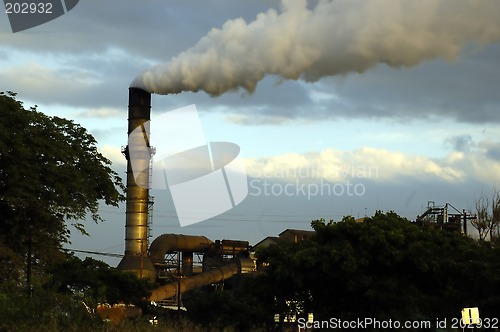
[258,211,500,323]
[0,282,96,331]
[186,277,271,331]
[0,92,148,330]
[0,288,210,332]
[0,244,24,291]
[0,91,124,256]
[47,256,154,307]
[0,254,157,331]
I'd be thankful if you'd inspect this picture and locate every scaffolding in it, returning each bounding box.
[416,202,476,235]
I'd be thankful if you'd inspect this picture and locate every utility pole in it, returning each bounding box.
[462,209,477,237]
[177,252,182,315]
[463,209,468,236]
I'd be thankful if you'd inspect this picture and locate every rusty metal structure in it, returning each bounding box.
[117,88,254,302]
[148,236,254,302]
[415,201,473,234]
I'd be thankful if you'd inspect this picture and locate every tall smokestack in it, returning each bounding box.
[117,87,156,279]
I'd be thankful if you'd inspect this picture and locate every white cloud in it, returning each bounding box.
[225,114,291,125]
[244,143,500,184]
[77,107,123,119]
[0,62,97,98]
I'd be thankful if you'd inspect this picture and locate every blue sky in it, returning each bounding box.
[1,0,500,265]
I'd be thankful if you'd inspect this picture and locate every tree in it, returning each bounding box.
[47,256,153,307]
[0,91,124,263]
[472,188,500,241]
[0,245,24,291]
[257,211,500,324]
[186,281,271,331]
[0,255,154,331]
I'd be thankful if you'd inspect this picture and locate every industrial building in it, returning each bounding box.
[115,88,259,305]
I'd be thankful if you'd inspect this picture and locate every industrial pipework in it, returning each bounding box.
[148,234,255,302]
[117,88,156,279]
[116,88,255,292]
[150,259,240,302]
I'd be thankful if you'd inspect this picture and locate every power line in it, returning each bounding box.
[64,247,125,259]
[0,243,124,260]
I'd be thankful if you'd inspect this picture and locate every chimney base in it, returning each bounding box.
[117,255,156,280]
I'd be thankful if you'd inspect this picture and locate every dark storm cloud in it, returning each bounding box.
[137,76,313,124]
[201,77,313,119]
[1,0,499,125]
[0,0,280,112]
[444,135,474,152]
[132,0,500,96]
[485,143,500,161]
[90,126,127,142]
[0,0,278,59]
[300,43,500,123]
[0,56,142,109]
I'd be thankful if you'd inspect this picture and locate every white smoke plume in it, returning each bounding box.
[131,0,500,96]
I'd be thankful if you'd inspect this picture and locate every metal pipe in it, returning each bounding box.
[150,261,239,302]
[149,234,213,263]
[149,257,255,301]
[117,88,155,279]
